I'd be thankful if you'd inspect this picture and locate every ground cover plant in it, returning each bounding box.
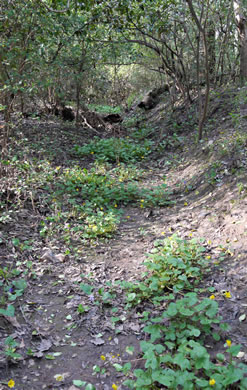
[0,135,172,256]
[74,137,153,163]
[117,237,247,389]
[87,104,122,115]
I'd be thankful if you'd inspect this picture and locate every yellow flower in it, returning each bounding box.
[209,295,215,300]
[209,378,216,386]
[140,199,145,202]
[8,380,15,388]
[224,291,231,299]
[90,151,94,154]
[112,384,118,390]
[100,355,106,361]
[54,374,64,381]
[114,204,118,208]
[184,202,188,206]
[226,339,232,347]
[206,255,211,259]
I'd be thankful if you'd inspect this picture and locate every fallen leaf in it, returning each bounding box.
[33,351,43,358]
[91,338,105,346]
[237,351,245,359]
[19,339,25,348]
[45,354,55,360]
[5,315,21,328]
[128,323,140,332]
[38,339,52,352]
[239,314,246,322]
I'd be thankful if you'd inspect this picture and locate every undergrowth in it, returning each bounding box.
[0,136,172,254]
[75,235,247,389]
[1,112,247,389]
[105,236,247,389]
[74,137,153,163]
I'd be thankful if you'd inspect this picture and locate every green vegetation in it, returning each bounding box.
[74,137,153,163]
[74,235,247,390]
[1,0,247,386]
[87,104,122,114]
[0,137,172,255]
[119,238,247,389]
[121,235,209,306]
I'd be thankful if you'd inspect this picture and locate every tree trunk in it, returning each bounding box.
[207,20,216,81]
[186,0,210,141]
[233,0,247,82]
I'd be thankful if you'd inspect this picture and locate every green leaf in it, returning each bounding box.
[134,369,153,386]
[220,323,230,331]
[126,292,136,301]
[166,302,178,317]
[228,345,242,356]
[212,332,220,341]
[216,353,225,362]
[0,304,15,317]
[80,283,94,295]
[224,367,244,386]
[189,328,201,337]
[143,324,162,342]
[178,307,194,316]
[73,380,87,387]
[12,238,20,246]
[126,346,135,355]
[45,354,55,360]
[151,369,175,386]
[113,363,123,371]
[173,353,191,370]
[85,385,96,390]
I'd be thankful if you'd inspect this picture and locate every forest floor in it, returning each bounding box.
[1,86,247,390]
